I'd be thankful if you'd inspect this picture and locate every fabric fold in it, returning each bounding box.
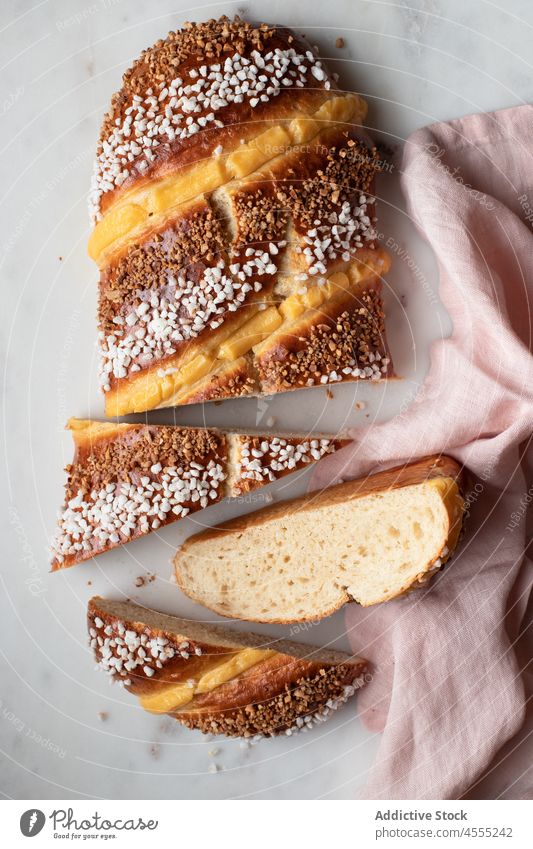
[311,104,533,799]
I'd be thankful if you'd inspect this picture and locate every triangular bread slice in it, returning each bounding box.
[51,418,348,570]
[88,597,368,738]
[174,455,466,622]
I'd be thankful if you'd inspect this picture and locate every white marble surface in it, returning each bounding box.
[1,0,532,800]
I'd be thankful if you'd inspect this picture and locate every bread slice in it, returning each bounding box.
[51,418,347,570]
[174,455,466,622]
[88,597,368,738]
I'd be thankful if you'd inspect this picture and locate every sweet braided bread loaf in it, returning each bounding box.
[89,16,392,416]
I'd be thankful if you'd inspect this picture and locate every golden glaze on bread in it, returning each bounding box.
[88,597,368,738]
[89,16,393,416]
[50,418,348,569]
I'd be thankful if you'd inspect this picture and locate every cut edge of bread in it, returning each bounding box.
[173,455,466,623]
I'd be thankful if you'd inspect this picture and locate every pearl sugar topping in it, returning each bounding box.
[89,48,329,220]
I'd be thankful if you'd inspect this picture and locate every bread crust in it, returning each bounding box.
[88,596,352,657]
[161,357,257,407]
[177,454,465,543]
[95,24,336,217]
[174,454,467,621]
[91,16,392,415]
[177,663,366,738]
[257,277,391,392]
[51,419,346,570]
[87,597,368,737]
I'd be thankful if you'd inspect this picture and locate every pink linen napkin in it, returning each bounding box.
[311,105,533,799]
